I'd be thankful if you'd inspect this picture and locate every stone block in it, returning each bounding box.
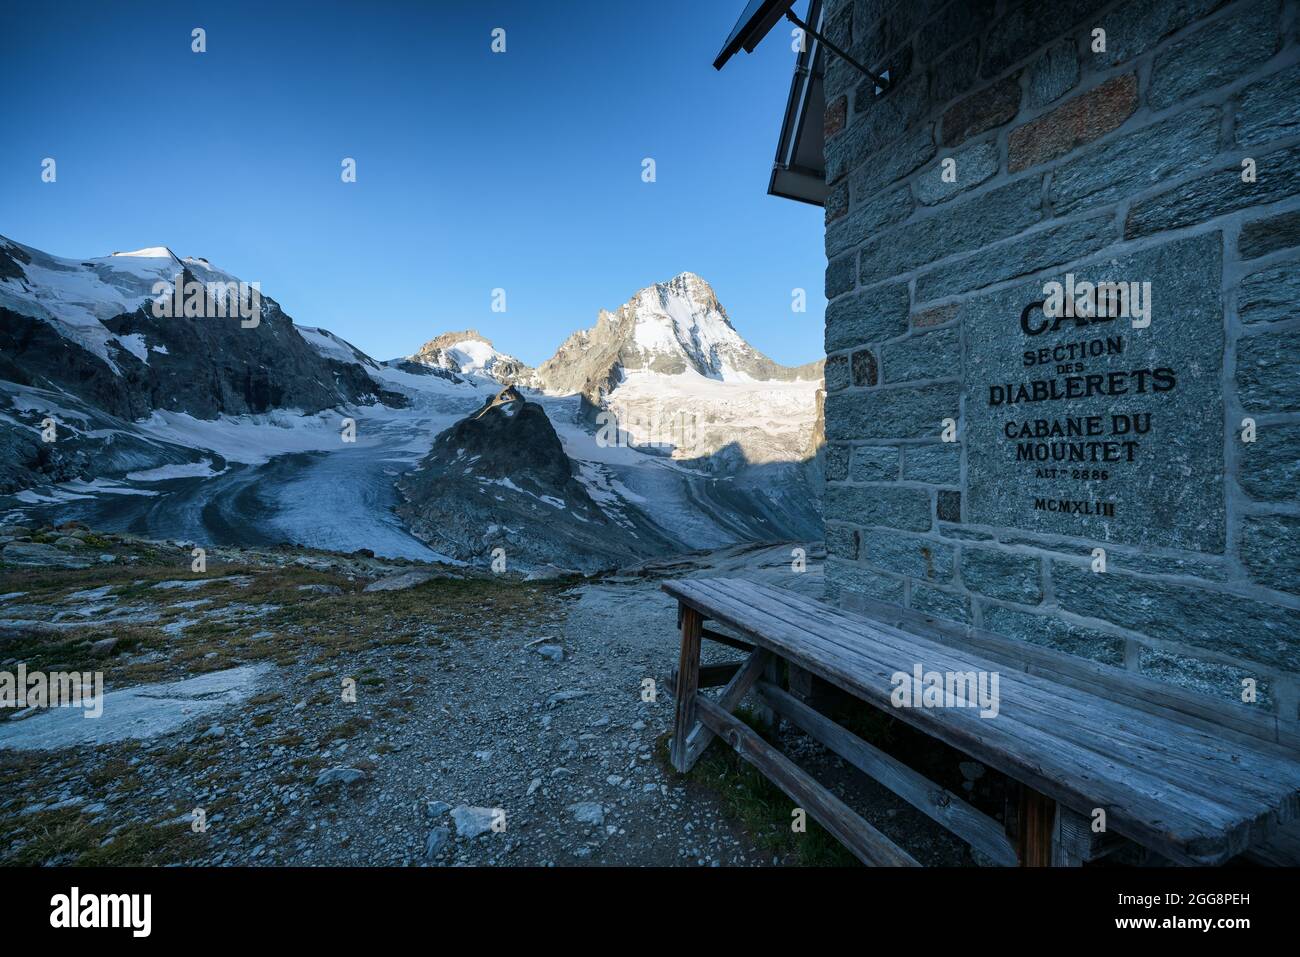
[1008,74,1137,172]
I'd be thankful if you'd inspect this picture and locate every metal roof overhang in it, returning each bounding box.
[769,6,827,207]
[713,0,797,71]
[715,0,828,207]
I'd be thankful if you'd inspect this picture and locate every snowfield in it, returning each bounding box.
[604,368,821,464]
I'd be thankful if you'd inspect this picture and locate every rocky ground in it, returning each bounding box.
[1,524,992,867]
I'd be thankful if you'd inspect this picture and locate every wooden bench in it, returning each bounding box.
[663,577,1300,867]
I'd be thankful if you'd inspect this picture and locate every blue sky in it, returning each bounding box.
[0,0,826,366]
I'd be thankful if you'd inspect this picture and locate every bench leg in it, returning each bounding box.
[669,604,704,773]
[1017,785,1056,867]
[1015,789,1093,866]
[1051,805,1092,867]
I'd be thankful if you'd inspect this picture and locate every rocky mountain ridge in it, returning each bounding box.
[396,386,674,571]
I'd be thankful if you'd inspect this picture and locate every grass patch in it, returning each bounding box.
[4,808,205,866]
[323,715,371,741]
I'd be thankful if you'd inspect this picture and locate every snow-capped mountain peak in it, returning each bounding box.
[0,233,404,435]
[401,329,533,384]
[2,237,824,572]
[535,272,821,402]
[621,272,752,380]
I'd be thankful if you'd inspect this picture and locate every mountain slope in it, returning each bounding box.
[0,236,410,493]
[0,236,405,421]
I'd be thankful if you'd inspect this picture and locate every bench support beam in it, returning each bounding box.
[669,661,745,696]
[694,695,920,866]
[755,680,1018,866]
[701,628,755,654]
[681,647,773,769]
[754,650,783,730]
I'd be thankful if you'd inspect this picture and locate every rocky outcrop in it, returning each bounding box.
[0,385,219,495]
[382,359,464,383]
[397,388,672,571]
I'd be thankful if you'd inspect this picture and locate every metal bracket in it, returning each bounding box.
[784,9,890,93]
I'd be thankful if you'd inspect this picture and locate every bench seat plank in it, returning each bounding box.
[663,577,1300,865]
[847,592,1300,749]
[744,583,1298,819]
[743,582,1296,775]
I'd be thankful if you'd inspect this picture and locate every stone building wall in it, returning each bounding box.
[820,0,1300,716]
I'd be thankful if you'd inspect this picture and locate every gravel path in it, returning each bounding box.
[281,577,767,866]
